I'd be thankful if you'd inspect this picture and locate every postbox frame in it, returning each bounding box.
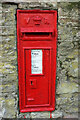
[17,10,57,112]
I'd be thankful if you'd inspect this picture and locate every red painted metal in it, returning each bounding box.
[17,10,57,112]
[50,111,52,118]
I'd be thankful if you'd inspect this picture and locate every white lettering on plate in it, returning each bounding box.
[31,50,42,74]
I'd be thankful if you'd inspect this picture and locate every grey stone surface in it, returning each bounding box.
[30,112,50,118]
[52,109,63,118]
[0,0,57,3]
[18,113,31,118]
[0,0,79,3]
[18,2,57,9]
[0,3,18,118]
[0,1,79,119]
[57,0,79,2]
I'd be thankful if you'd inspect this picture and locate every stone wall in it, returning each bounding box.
[0,1,79,119]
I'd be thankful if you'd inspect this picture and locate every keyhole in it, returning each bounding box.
[31,81,33,85]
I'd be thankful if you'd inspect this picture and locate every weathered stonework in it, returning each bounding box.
[1,0,57,3]
[0,1,79,119]
[0,3,18,118]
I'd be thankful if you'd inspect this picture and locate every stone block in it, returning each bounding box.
[18,113,31,118]
[0,4,17,35]
[60,104,78,113]
[52,109,63,118]
[0,84,17,93]
[1,35,17,65]
[56,81,78,94]
[67,49,78,59]
[1,98,17,118]
[1,0,57,3]
[57,0,79,2]
[31,112,50,118]
[58,2,79,42]
[1,26,16,36]
[68,58,78,77]
[63,113,78,118]
[18,2,57,9]
[1,73,18,84]
[56,93,78,106]
[0,97,4,118]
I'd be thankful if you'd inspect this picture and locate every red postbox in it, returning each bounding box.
[17,10,57,112]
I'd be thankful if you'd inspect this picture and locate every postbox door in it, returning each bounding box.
[25,49,51,107]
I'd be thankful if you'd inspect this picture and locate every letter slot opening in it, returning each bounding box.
[20,32,53,41]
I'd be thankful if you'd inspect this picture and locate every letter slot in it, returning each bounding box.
[20,32,54,41]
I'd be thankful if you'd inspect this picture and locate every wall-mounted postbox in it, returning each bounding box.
[17,10,57,112]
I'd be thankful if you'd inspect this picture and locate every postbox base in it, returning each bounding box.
[20,107,55,112]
